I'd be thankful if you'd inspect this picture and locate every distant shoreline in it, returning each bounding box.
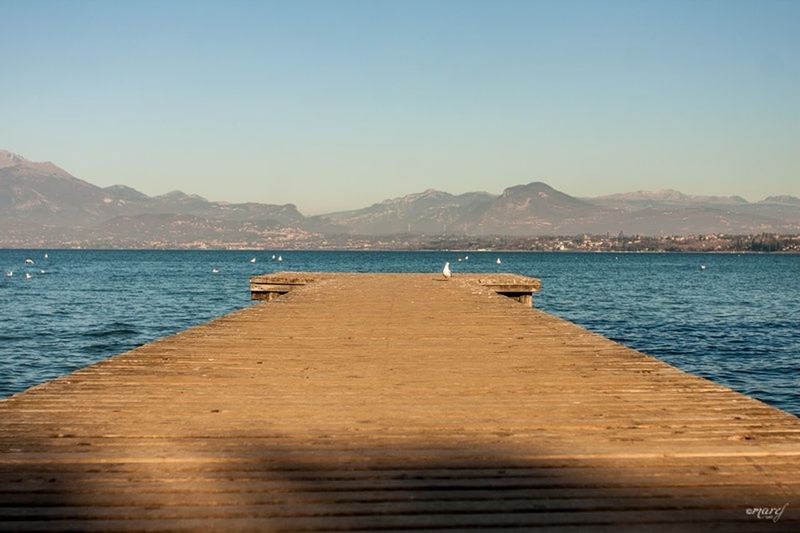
[2,246,799,254]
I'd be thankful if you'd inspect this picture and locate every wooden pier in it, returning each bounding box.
[1,272,798,531]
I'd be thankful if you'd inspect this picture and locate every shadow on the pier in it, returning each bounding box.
[1,436,794,530]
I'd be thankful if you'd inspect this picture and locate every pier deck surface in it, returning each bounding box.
[1,273,798,531]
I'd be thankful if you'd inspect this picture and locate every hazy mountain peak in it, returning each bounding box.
[105,184,145,194]
[591,189,751,209]
[597,189,688,201]
[509,180,553,190]
[157,190,208,202]
[404,188,447,198]
[104,184,150,202]
[499,181,563,198]
[501,181,582,199]
[375,188,451,206]
[0,148,73,178]
[0,149,29,169]
[648,189,690,201]
[160,190,189,199]
[761,195,800,206]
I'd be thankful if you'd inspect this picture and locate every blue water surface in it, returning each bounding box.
[1,250,798,415]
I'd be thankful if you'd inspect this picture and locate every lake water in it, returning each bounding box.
[1,250,798,416]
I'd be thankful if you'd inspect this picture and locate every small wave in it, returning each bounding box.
[83,327,140,338]
[82,342,126,355]
[0,334,29,342]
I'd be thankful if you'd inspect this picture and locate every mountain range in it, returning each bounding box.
[1,149,798,247]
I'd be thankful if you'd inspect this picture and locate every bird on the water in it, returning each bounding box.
[277,255,283,262]
[212,268,220,273]
[700,264,707,270]
[5,271,12,277]
[24,258,34,265]
[443,262,451,280]
[496,257,502,264]
[250,257,256,263]
[44,253,48,259]
[25,272,32,279]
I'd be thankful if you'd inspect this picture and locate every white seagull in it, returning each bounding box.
[271,254,276,260]
[700,264,707,270]
[443,262,451,280]
[25,272,32,279]
[250,257,256,263]
[277,255,283,262]
[24,258,34,265]
[212,268,220,273]
[5,271,12,277]
[496,257,502,264]
[44,253,49,259]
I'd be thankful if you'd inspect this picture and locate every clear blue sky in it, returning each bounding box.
[1,0,798,213]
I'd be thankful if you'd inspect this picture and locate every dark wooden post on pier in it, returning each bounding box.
[250,272,542,306]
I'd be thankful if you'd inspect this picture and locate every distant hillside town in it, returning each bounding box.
[2,149,799,251]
